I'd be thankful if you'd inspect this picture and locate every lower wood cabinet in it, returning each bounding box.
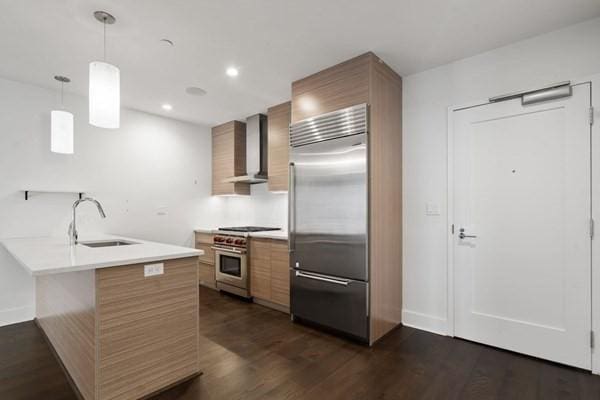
[198,262,216,288]
[270,240,289,306]
[195,232,216,289]
[250,238,290,311]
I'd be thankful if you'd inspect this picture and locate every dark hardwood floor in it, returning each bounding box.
[2,286,600,400]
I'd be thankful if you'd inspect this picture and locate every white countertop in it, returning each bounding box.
[1,234,202,276]
[194,228,288,240]
[247,230,288,240]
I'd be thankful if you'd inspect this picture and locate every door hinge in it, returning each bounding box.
[591,218,595,239]
[590,107,595,126]
[591,331,595,349]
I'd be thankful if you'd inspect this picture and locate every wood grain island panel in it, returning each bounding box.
[35,256,200,400]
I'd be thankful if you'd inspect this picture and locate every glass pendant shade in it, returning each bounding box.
[89,61,120,129]
[51,110,74,154]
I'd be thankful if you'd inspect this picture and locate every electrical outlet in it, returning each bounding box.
[144,263,164,277]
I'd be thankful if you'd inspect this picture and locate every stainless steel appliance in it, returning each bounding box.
[213,226,281,298]
[289,103,369,342]
[213,232,249,298]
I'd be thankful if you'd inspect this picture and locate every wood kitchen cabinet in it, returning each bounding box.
[212,121,250,195]
[195,232,216,288]
[267,101,291,191]
[291,54,371,123]
[291,52,402,345]
[250,238,290,312]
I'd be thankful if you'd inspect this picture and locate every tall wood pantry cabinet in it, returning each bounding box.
[291,52,402,345]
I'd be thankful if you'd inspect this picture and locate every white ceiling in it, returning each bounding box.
[1,0,599,126]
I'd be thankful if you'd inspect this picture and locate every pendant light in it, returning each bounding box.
[89,11,120,129]
[51,76,74,154]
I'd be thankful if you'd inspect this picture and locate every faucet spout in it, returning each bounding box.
[69,197,107,246]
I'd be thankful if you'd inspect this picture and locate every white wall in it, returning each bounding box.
[402,17,600,334]
[0,77,287,326]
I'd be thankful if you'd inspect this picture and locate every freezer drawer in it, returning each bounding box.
[291,269,368,341]
[293,233,366,280]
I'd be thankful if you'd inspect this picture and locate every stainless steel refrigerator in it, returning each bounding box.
[289,103,369,341]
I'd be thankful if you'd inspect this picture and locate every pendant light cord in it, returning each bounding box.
[60,81,64,109]
[103,17,107,61]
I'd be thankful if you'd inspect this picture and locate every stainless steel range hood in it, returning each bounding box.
[223,114,268,184]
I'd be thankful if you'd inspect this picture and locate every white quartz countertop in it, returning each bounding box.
[247,230,288,240]
[1,234,202,276]
[194,228,288,240]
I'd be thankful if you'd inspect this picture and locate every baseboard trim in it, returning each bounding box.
[0,305,34,327]
[402,310,448,336]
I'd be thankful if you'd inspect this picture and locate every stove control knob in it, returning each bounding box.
[226,238,233,244]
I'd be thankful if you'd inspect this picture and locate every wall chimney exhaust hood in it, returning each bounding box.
[223,114,268,184]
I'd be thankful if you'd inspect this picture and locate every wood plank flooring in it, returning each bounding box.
[2,286,600,400]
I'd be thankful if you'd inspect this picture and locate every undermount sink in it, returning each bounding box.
[80,240,139,248]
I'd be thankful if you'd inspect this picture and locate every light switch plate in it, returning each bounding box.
[426,202,441,216]
[156,206,168,216]
[144,263,164,277]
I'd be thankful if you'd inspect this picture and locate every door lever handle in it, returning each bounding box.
[459,228,477,239]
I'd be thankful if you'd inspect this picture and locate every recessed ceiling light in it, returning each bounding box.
[162,104,173,111]
[226,67,239,77]
[185,86,207,96]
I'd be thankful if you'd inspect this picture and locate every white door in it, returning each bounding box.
[452,83,592,369]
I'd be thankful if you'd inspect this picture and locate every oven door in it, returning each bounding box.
[214,248,247,289]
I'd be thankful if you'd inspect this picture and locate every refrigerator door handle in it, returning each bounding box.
[288,162,296,254]
[295,271,350,286]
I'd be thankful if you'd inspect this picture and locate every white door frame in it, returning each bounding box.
[446,75,598,372]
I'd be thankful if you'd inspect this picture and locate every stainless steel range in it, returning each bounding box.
[213,226,280,298]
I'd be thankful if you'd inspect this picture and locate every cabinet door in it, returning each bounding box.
[198,262,216,288]
[291,53,371,123]
[250,259,271,300]
[267,102,291,192]
[250,238,271,300]
[195,232,215,266]
[212,121,250,195]
[270,240,290,307]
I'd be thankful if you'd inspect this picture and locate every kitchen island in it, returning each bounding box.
[1,235,203,400]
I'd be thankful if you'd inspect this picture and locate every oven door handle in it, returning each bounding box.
[211,246,246,254]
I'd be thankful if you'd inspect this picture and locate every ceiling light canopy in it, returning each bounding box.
[161,103,173,111]
[226,67,239,77]
[51,76,74,154]
[89,11,120,129]
[185,86,207,96]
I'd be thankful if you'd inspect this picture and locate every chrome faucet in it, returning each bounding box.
[68,197,107,246]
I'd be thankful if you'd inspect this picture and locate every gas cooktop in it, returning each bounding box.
[218,226,281,233]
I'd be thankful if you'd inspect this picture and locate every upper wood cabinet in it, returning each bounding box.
[267,101,291,191]
[211,121,250,196]
[291,53,371,123]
